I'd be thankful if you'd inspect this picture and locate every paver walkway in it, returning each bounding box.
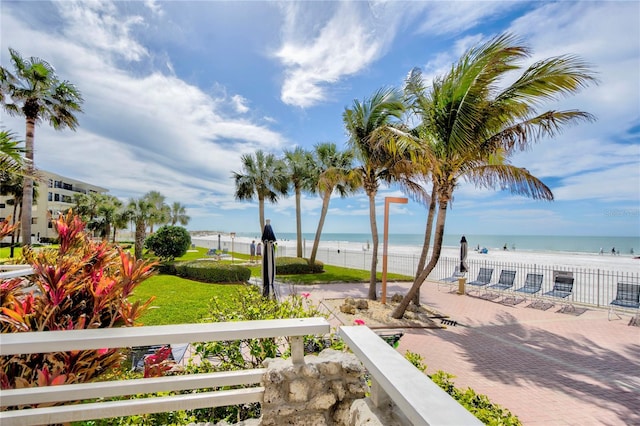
[280,280,640,426]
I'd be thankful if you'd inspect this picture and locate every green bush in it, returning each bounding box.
[144,226,191,260]
[276,256,324,274]
[404,351,521,425]
[175,260,250,283]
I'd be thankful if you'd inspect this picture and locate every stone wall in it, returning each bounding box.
[261,349,368,426]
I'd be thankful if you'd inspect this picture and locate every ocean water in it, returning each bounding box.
[237,232,640,255]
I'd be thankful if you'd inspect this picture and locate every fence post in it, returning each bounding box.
[597,269,600,308]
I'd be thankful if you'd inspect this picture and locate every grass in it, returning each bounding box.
[129,274,244,326]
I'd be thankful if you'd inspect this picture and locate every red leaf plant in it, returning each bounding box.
[0,212,157,406]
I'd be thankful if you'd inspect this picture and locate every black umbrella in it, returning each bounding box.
[261,219,277,298]
[460,236,468,274]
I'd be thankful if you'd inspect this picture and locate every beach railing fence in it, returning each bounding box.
[191,239,638,310]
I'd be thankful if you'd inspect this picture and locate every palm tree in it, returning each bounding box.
[0,172,23,257]
[143,191,169,233]
[169,201,190,226]
[0,130,25,175]
[283,147,313,258]
[112,204,132,243]
[233,150,289,231]
[307,143,357,266]
[392,33,597,318]
[0,48,83,246]
[128,197,154,260]
[343,87,408,300]
[95,195,123,241]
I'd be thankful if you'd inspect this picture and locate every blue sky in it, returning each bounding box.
[1,1,639,237]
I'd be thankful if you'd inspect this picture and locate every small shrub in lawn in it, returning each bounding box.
[276,256,324,274]
[145,225,191,260]
[175,260,251,283]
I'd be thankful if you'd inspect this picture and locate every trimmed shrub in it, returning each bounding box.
[175,260,250,283]
[145,226,191,260]
[276,256,324,274]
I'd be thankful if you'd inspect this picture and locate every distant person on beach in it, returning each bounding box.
[503,243,508,251]
[250,240,256,262]
[599,247,604,255]
[256,242,262,257]
[611,247,616,255]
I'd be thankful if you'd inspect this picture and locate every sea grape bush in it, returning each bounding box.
[0,212,157,394]
[144,225,191,260]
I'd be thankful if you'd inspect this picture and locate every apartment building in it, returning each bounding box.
[0,170,108,242]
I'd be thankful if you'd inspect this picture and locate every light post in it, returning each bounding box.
[230,232,236,263]
[382,196,408,304]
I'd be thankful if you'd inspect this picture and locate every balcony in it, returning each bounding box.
[1,318,480,426]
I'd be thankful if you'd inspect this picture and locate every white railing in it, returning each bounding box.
[339,326,482,426]
[0,318,330,426]
[0,318,480,426]
[0,264,34,280]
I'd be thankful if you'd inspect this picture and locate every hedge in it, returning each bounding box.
[174,260,251,283]
[275,257,324,274]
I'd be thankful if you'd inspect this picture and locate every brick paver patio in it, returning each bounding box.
[285,280,640,425]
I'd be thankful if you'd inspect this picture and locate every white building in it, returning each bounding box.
[0,170,108,242]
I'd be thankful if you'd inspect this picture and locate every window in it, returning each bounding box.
[0,203,5,209]
[31,217,37,224]
[0,217,5,222]
[48,192,53,201]
[48,179,53,188]
[54,193,60,201]
[48,221,53,229]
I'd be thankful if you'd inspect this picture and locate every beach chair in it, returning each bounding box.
[438,266,465,292]
[466,267,493,295]
[542,275,574,312]
[608,282,640,323]
[511,273,544,305]
[484,269,517,298]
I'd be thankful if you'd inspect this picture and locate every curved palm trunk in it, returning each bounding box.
[412,186,438,306]
[295,187,302,258]
[392,198,448,318]
[368,191,379,300]
[21,118,35,246]
[310,190,331,265]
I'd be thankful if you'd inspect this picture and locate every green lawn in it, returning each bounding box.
[129,275,244,325]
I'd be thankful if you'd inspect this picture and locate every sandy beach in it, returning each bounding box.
[192,233,639,275]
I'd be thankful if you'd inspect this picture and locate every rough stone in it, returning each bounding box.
[345,297,356,306]
[355,299,369,309]
[288,380,309,402]
[340,303,356,314]
[309,392,337,410]
[391,293,403,303]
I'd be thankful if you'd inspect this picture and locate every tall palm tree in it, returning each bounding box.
[283,147,313,257]
[95,195,123,241]
[233,150,289,231]
[112,204,132,243]
[343,87,407,300]
[128,197,154,260]
[392,33,597,318]
[307,143,357,265]
[143,191,169,233]
[169,201,190,226]
[0,48,83,246]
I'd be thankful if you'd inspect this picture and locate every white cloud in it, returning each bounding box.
[231,95,250,114]
[56,1,148,62]
[415,2,519,36]
[275,2,399,107]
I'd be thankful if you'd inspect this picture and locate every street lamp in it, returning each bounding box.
[382,197,408,304]
[230,232,236,263]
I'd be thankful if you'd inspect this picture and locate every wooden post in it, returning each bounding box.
[382,197,408,304]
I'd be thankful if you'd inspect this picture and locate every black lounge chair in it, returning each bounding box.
[466,267,493,295]
[438,266,465,292]
[543,275,574,312]
[485,270,517,297]
[511,273,544,304]
[608,282,640,323]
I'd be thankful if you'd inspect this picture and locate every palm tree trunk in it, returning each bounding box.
[295,187,302,258]
[368,191,379,300]
[310,191,331,265]
[104,223,111,241]
[134,219,145,260]
[259,195,265,231]
[392,198,448,319]
[10,201,18,258]
[412,186,437,306]
[21,118,35,247]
